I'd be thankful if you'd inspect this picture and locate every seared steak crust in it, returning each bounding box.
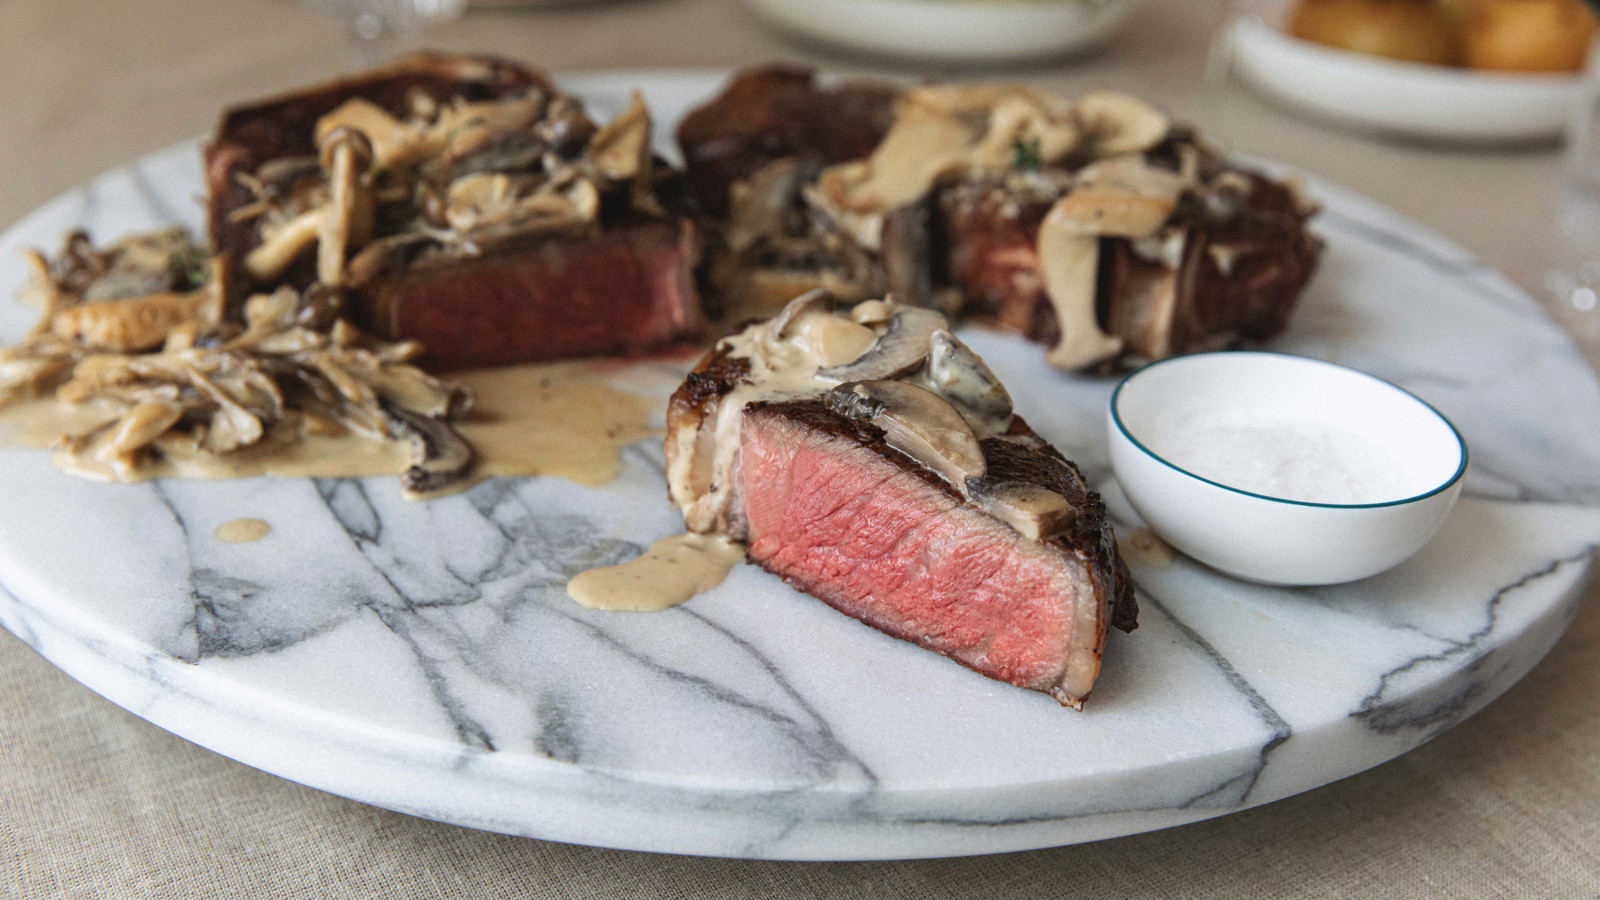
[982,431,1138,633]
[675,65,896,218]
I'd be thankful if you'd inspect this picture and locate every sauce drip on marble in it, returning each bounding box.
[567,533,745,612]
[215,518,272,543]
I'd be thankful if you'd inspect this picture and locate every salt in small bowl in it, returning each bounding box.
[1107,352,1467,586]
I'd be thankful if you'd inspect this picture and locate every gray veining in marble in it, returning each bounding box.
[0,73,1596,859]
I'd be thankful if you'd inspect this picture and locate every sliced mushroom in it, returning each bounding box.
[431,96,548,173]
[1036,158,1189,371]
[182,364,265,455]
[969,93,1081,172]
[1036,220,1121,371]
[384,402,474,495]
[344,232,429,289]
[588,90,652,183]
[91,398,185,477]
[361,360,471,420]
[767,288,836,340]
[726,157,812,255]
[827,380,986,493]
[1074,90,1169,158]
[318,127,376,288]
[444,173,600,249]
[818,304,947,382]
[850,298,896,326]
[0,350,76,406]
[923,330,1012,429]
[968,479,1076,541]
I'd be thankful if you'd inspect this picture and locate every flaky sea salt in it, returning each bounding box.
[1143,412,1410,505]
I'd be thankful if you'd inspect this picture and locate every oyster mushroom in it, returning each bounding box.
[1037,158,1189,370]
[360,359,471,420]
[819,304,947,382]
[828,379,986,493]
[243,209,321,283]
[588,91,652,183]
[1074,90,1169,158]
[182,363,266,455]
[51,289,209,353]
[318,126,376,288]
[306,352,388,438]
[91,398,185,478]
[315,98,428,171]
[444,172,600,249]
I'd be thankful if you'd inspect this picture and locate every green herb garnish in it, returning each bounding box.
[1012,137,1042,171]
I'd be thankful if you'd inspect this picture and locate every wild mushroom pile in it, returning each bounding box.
[234,86,664,296]
[0,229,472,494]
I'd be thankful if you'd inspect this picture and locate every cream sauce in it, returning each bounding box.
[452,361,659,487]
[0,360,659,493]
[566,532,744,612]
[1120,527,1176,568]
[216,518,272,543]
[669,306,878,533]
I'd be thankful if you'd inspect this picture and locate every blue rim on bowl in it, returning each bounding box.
[1108,351,1469,510]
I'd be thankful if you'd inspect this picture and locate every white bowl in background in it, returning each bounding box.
[1228,14,1582,143]
[1108,352,1467,586]
[744,0,1141,65]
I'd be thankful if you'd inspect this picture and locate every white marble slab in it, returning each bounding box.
[1,73,1597,860]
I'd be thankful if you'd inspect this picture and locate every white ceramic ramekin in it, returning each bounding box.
[1108,352,1467,586]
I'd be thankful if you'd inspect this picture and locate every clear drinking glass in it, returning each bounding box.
[1545,34,1600,371]
[297,0,467,69]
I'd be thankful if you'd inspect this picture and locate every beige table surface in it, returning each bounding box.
[2,1,1596,896]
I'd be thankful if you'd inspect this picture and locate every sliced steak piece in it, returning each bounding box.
[738,399,1133,706]
[939,170,1321,367]
[664,292,1135,708]
[205,52,707,370]
[360,219,703,371]
[675,65,896,218]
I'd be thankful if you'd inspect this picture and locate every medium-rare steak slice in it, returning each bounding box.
[206,52,706,369]
[359,219,701,370]
[665,290,1135,708]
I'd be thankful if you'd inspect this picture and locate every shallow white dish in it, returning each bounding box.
[1229,14,1583,143]
[1109,352,1467,585]
[0,71,1598,861]
[744,0,1140,65]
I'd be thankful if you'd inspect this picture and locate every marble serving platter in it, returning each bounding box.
[2,72,1598,861]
